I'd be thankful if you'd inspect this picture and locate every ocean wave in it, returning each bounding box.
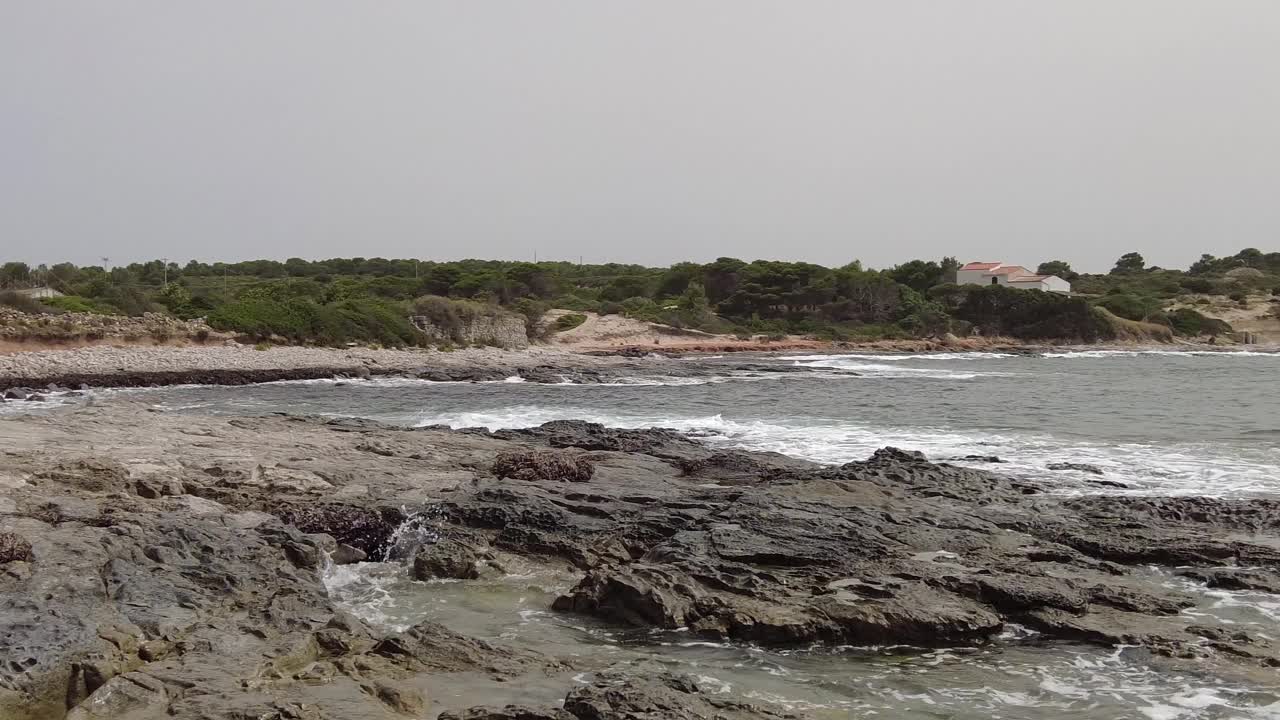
[410,405,1280,497]
[781,352,1017,362]
[260,375,529,387]
[1044,349,1280,359]
[0,391,87,416]
[264,373,774,388]
[787,357,1007,380]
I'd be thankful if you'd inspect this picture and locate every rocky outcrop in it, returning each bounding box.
[412,538,483,580]
[454,422,1280,666]
[411,312,529,349]
[0,344,624,392]
[273,503,403,559]
[1047,462,1105,475]
[2,406,1278,719]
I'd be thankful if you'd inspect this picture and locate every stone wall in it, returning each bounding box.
[0,308,214,342]
[409,313,529,349]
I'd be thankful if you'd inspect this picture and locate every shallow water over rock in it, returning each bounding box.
[324,553,1280,719]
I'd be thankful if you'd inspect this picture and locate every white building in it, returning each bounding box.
[11,286,65,299]
[956,262,1071,294]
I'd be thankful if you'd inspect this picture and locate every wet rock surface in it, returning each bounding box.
[440,672,800,720]
[1,404,1278,718]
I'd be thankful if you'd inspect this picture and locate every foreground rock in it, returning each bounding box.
[0,405,1278,719]
[439,673,800,720]
[462,425,1280,670]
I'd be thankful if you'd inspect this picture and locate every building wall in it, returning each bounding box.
[956,269,997,286]
[1008,279,1048,292]
[1040,276,1071,294]
[1008,276,1071,294]
[15,287,64,299]
[958,266,1069,294]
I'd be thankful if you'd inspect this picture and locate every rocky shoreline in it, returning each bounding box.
[1,402,1277,718]
[0,345,624,394]
[0,344,827,398]
[4,342,1271,399]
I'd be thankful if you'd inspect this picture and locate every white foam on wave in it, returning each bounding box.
[263,376,526,388]
[1160,570,1280,627]
[411,405,1280,497]
[782,352,1017,362]
[603,373,781,387]
[786,357,1007,380]
[0,391,85,417]
[261,373,774,389]
[1045,349,1280,359]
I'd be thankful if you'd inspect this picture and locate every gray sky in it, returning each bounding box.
[3,2,1277,273]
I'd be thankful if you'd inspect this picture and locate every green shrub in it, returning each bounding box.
[511,297,550,337]
[552,294,600,313]
[938,285,1111,341]
[553,313,588,332]
[1093,294,1159,322]
[1179,277,1215,294]
[207,299,309,340]
[208,298,421,347]
[40,295,112,314]
[1167,308,1232,337]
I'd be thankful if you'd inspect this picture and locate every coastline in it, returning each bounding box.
[0,402,1276,718]
[1,338,1275,393]
[0,344,616,392]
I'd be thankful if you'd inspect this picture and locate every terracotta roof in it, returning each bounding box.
[988,265,1030,276]
[960,262,1001,271]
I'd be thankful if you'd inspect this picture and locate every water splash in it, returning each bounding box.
[383,506,446,561]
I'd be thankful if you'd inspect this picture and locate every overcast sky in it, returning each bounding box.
[2,2,1277,272]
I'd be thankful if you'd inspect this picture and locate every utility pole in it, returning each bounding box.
[162,258,169,289]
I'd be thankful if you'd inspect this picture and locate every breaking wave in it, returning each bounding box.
[411,405,1280,497]
[1044,349,1280,359]
[785,357,1009,380]
[782,352,1018,362]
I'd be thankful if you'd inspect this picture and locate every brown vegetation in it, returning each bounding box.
[493,449,594,483]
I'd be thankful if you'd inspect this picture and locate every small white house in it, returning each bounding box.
[956,262,1070,294]
[11,286,65,299]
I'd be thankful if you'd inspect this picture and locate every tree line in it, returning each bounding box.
[1,248,1274,345]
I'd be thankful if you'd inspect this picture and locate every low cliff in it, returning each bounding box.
[409,296,528,349]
